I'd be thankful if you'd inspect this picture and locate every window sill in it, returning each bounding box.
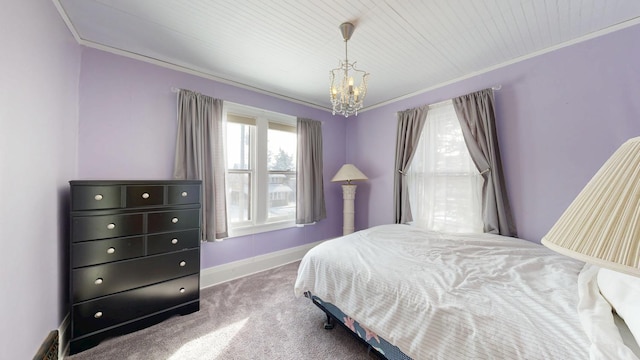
[227,220,301,238]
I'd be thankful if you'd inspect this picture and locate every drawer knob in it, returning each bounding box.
[106,247,116,254]
[94,278,103,285]
[179,261,186,267]
[106,223,116,230]
[94,194,103,201]
[179,287,186,293]
[94,311,103,319]
[142,192,150,199]
[181,191,188,197]
[171,238,178,244]
[172,217,179,224]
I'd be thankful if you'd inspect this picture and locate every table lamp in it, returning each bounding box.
[542,137,640,277]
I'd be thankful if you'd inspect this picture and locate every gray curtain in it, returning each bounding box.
[296,118,326,224]
[453,88,517,237]
[393,105,429,224]
[173,89,228,241]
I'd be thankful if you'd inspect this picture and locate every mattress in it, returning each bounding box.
[294,224,595,359]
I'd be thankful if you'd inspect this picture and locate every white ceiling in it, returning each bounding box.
[54,0,640,112]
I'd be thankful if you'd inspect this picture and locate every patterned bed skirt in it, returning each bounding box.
[308,293,413,360]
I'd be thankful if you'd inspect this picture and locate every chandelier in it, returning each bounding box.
[330,22,369,117]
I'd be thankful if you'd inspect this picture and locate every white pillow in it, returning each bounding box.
[597,268,640,344]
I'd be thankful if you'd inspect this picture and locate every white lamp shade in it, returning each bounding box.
[331,164,368,183]
[541,137,640,277]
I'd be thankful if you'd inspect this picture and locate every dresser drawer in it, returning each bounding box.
[72,249,199,302]
[147,209,200,233]
[72,236,144,268]
[147,229,200,255]
[125,185,164,208]
[168,184,201,205]
[72,213,144,242]
[72,274,199,337]
[72,186,122,211]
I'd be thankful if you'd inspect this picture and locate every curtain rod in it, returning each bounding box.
[425,84,502,110]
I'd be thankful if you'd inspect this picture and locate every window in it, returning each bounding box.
[406,100,484,233]
[224,103,296,236]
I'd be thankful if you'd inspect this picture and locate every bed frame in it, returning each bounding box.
[305,292,412,360]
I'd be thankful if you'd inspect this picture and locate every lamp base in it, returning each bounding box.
[341,184,357,235]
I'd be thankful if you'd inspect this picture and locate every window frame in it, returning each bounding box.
[406,100,484,233]
[224,102,297,237]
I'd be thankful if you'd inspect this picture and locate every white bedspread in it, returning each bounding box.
[295,224,594,359]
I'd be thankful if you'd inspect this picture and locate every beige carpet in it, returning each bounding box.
[67,261,378,359]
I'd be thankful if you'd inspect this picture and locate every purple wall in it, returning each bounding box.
[5,8,637,357]
[350,23,640,242]
[0,1,81,359]
[77,49,346,268]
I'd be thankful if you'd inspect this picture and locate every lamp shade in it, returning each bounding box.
[331,164,368,183]
[541,137,640,277]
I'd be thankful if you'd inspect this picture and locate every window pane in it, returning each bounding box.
[227,171,251,223]
[227,122,251,170]
[267,128,296,171]
[268,172,296,222]
[432,112,474,173]
[267,125,296,222]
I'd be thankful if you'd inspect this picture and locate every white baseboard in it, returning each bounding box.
[200,240,323,289]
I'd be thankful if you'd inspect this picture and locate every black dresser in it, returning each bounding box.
[68,180,202,354]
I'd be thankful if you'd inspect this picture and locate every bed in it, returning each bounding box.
[294,224,640,359]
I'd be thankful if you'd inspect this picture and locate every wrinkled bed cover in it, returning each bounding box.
[294,224,593,359]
